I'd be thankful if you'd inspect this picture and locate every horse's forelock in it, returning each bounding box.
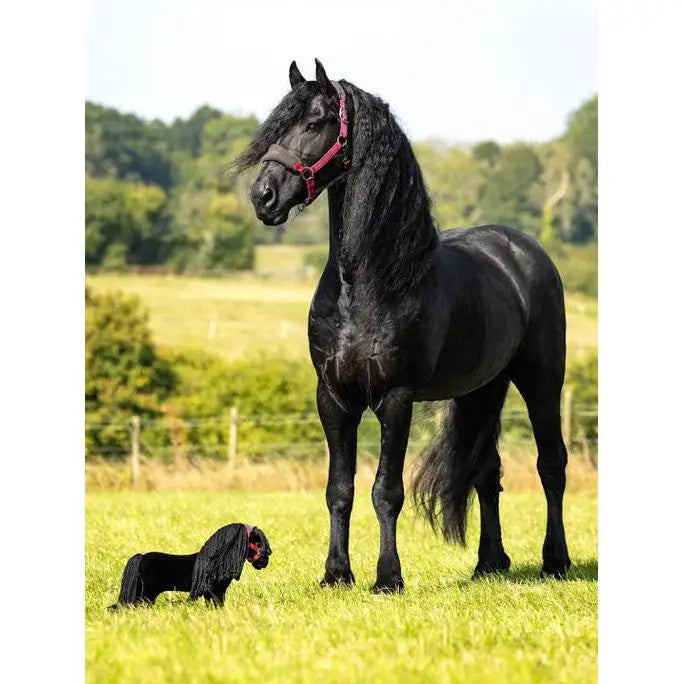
[232,82,320,173]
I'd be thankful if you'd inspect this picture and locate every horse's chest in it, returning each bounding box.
[331,316,401,377]
[309,296,420,409]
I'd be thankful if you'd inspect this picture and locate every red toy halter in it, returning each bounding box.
[260,81,351,205]
[245,525,263,562]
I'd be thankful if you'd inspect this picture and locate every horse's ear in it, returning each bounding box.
[314,58,335,97]
[289,60,305,88]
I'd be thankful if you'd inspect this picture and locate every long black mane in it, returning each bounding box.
[235,80,438,297]
[339,81,438,295]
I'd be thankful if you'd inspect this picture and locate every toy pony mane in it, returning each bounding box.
[189,523,249,599]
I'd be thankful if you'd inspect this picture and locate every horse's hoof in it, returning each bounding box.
[320,570,355,587]
[472,553,511,579]
[371,577,404,594]
[540,558,571,579]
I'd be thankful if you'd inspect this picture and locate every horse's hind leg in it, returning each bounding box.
[511,354,571,578]
[458,378,511,577]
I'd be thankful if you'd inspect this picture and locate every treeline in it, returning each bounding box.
[85,95,597,273]
[86,103,263,270]
[415,95,598,244]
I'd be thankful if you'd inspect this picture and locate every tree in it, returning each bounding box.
[415,143,485,228]
[200,114,259,159]
[472,141,502,168]
[168,105,223,157]
[162,188,256,270]
[565,95,598,169]
[476,144,544,235]
[85,102,173,189]
[199,193,255,269]
[85,177,167,266]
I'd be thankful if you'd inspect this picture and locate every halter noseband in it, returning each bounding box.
[260,81,351,206]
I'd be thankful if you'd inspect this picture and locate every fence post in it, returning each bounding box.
[227,407,239,471]
[562,387,573,451]
[131,415,141,491]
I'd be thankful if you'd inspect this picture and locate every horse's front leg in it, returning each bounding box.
[317,381,362,587]
[371,388,413,593]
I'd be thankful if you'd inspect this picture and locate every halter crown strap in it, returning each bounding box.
[260,81,350,205]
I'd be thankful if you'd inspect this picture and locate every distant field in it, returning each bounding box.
[254,243,314,272]
[86,246,597,363]
[87,490,597,683]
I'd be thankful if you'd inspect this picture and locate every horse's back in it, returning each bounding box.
[439,224,564,308]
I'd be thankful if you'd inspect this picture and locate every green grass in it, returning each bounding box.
[87,491,597,683]
[86,245,597,363]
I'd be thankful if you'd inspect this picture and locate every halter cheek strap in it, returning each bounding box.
[260,81,351,206]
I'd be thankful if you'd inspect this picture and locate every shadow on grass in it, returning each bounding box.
[469,558,598,585]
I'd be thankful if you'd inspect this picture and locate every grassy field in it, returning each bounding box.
[86,246,597,363]
[87,490,597,683]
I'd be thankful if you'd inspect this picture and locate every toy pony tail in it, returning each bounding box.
[189,524,249,600]
[109,553,144,609]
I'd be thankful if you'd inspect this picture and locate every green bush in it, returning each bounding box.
[165,349,320,460]
[85,288,177,458]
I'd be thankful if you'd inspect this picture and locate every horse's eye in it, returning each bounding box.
[306,122,320,132]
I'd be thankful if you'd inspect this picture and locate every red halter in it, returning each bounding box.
[260,81,351,205]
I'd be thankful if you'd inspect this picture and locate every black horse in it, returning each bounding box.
[109,524,272,608]
[235,60,570,593]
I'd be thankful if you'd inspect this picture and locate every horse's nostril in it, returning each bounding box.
[261,185,276,209]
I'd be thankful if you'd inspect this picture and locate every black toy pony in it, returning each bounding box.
[109,524,271,609]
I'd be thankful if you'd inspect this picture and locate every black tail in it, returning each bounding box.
[412,397,501,545]
[109,553,144,609]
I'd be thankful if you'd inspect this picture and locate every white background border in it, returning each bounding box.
[599,0,684,680]
[1,1,84,681]
[2,0,684,680]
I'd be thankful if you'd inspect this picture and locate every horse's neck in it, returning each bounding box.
[326,177,437,296]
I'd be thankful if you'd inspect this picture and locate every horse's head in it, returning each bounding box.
[246,526,272,570]
[246,59,351,226]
